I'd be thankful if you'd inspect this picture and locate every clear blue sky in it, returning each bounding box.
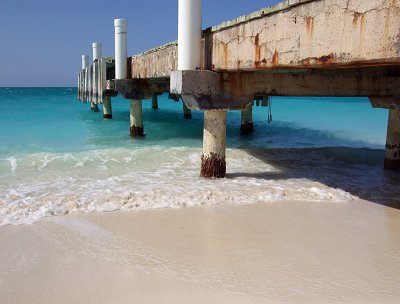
[0,0,282,87]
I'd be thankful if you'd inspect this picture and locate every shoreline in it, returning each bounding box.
[1,199,399,303]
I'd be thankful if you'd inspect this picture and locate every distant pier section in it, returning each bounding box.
[78,0,400,177]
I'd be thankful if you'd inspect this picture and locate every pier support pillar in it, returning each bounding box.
[183,102,192,119]
[201,110,226,178]
[240,104,254,134]
[103,96,112,119]
[91,103,99,112]
[130,99,144,137]
[152,94,159,109]
[384,108,400,170]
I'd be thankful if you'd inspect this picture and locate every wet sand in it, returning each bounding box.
[1,199,400,303]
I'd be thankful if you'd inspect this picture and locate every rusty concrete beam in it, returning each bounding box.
[106,78,169,100]
[170,67,400,110]
[130,0,400,79]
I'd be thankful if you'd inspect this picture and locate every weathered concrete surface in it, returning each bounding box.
[131,42,177,79]
[209,0,400,70]
[129,0,400,78]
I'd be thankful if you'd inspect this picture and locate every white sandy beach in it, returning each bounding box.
[1,199,399,304]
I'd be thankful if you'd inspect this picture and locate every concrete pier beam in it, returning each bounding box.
[130,99,144,137]
[240,104,254,134]
[152,94,159,109]
[103,96,112,119]
[384,108,400,170]
[183,102,192,119]
[201,110,227,178]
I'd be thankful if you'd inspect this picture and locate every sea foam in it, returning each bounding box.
[3,146,397,227]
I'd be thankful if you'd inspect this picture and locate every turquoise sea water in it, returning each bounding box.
[0,88,398,226]
[0,88,388,155]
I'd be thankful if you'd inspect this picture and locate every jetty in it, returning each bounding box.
[77,0,400,178]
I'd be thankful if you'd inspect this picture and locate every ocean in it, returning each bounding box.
[0,87,399,226]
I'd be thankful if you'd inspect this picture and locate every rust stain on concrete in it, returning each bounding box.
[218,42,229,70]
[272,50,279,65]
[300,53,335,66]
[305,16,314,36]
[255,33,261,63]
[353,12,365,29]
[223,44,228,69]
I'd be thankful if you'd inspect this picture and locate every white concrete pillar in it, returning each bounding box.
[89,66,98,111]
[240,104,254,134]
[92,43,102,61]
[183,102,192,119]
[92,62,99,106]
[88,66,92,101]
[114,19,128,79]
[384,108,400,170]
[91,43,102,109]
[152,94,159,109]
[81,55,89,102]
[81,55,89,70]
[130,100,144,137]
[201,110,227,178]
[103,96,112,119]
[178,0,202,70]
[77,72,81,100]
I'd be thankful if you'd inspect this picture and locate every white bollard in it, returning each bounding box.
[92,43,102,61]
[178,0,202,70]
[81,55,89,70]
[114,19,128,79]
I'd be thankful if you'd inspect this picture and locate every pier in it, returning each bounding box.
[77,0,400,178]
